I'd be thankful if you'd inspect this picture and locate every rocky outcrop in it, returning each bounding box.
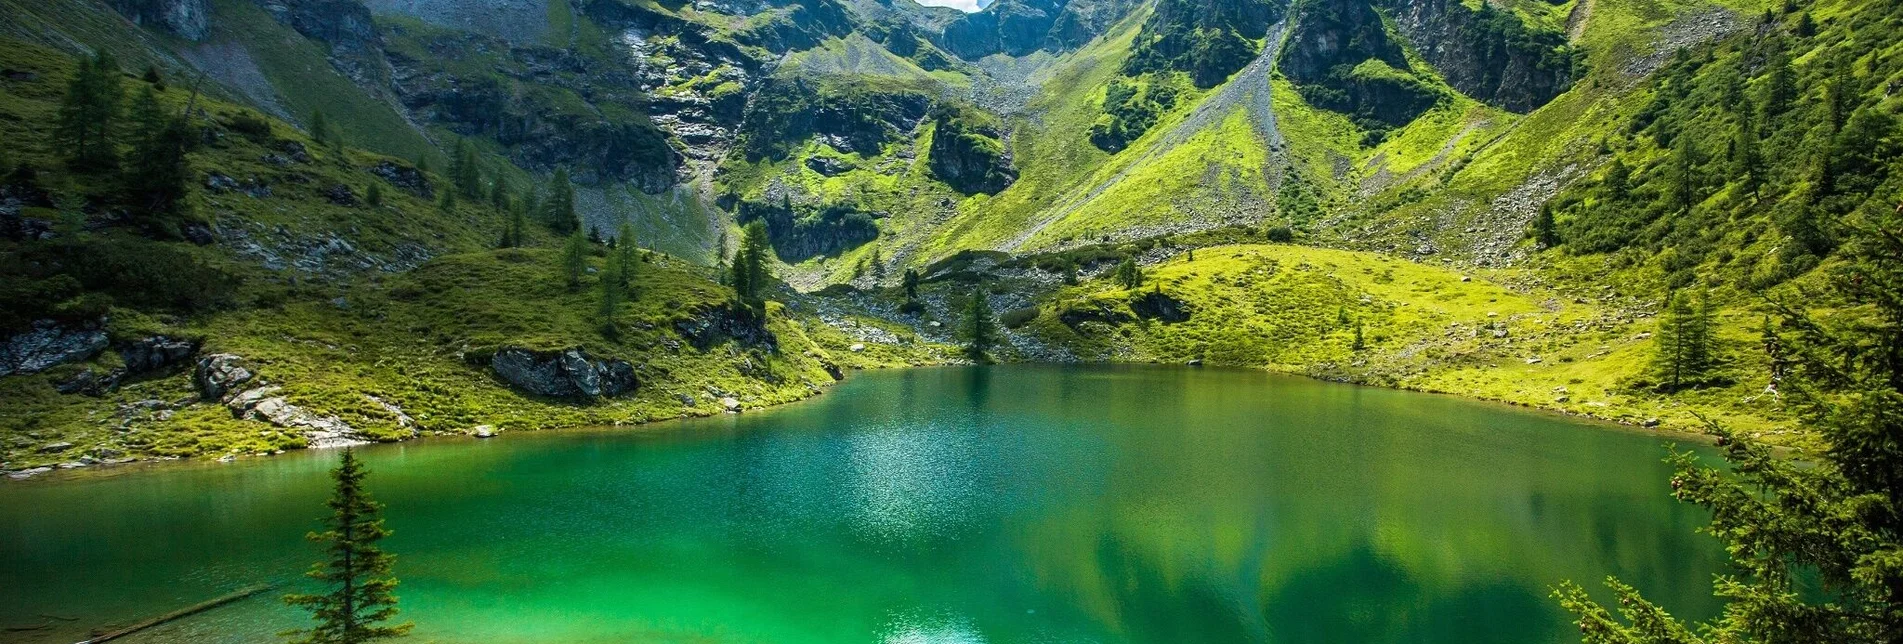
[254,0,388,85]
[370,160,433,197]
[1129,290,1191,322]
[383,23,682,192]
[1279,0,1440,128]
[673,303,777,351]
[61,335,204,395]
[1383,0,1581,113]
[0,320,107,377]
[108,0,210,41]
[1121,0,1280,87]
[732,77,932,161]
[936,0,1141,59]
[928,109,1016,195]
[735,195,881,262]
[194,353,373,448]
[119,336,201,374]
[194,353,257,401]
[490,347,636,399]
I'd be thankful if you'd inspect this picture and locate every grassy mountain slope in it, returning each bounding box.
[0,39,940,472]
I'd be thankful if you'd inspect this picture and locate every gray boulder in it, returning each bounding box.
[491,347,637,399]
[194,354,256,401]
[0,320,108,377]
[119,336,200,375]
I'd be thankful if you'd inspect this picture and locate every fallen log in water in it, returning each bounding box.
[77,583,274,644]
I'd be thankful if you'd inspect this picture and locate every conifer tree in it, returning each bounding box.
[1555,174,1903,644]
[1668,136,1701,214]
[1730,121,1764,197]
[489,177,508,212]
[543,168,576,233]
[1531,203,1560,249]
[365,182,383,208]
[615,223,637,288]
[1652,290,1720,391]
[599,249,623,323]
[1759,40,1797,120]
[450,140,481,201]
[902,269,920,301]
[122,85,191,222]
[1114,257,1141,289]
[963,284,997,363]
[283,449,411,644]
[56,52,124,170]
[730,221,771,302]
[561,227,587,289]
[309,110,333,148]
[1352,320,1366,351]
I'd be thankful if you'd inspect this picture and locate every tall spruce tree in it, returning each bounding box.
[56,52,124,170]
[1532,203,1560,249]
[730,221,772,303]
[615,222,638,289]
[561,226,587,289]
[122,85,191,223]
[449,140,481,200]
[283,449,411,644]
[543,168,576,233]
[1555,171,1903,643]
[963,284,997,363]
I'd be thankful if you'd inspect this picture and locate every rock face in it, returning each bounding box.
[1121,0,1281,87]
[59,335,204,396]
[0,320,107,377]
[490,347,637,399]
[254,0,388,85]
[672,303,777,351]
[936,0,1141,59]
[370,161,433,197]
[928,110,1016,195]
[194,354,373,448]
[735,196,881,262]
[733,77,933,162]
[1279,0,1439,127]
[1383,0,1580,113]
[108,0,210,40]
[1129,291,1191,323]
[194,353,257,401]
[383,23,682,192]
[120,336,201,374]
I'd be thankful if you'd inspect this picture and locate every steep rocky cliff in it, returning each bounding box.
[1383,0,1581,113]
[935,0,1140,59]
[107,0,210,40]
[381,19,682,191]
[1279,0,1438,128]
[928,105,1016,195]
[1123,0,1283,87]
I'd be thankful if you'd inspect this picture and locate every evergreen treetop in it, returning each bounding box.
[283,449,411,644]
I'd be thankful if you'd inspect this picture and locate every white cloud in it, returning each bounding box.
[910,0,982,12]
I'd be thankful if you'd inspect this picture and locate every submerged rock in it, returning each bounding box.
[490,347,637,399]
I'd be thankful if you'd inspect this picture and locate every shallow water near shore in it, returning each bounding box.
[0,365,1724,643]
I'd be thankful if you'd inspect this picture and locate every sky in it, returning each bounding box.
[912,0,984,12]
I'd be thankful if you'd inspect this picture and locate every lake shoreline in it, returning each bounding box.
[2,360,1728,483]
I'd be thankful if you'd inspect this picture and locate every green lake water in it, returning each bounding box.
[0,365,1725,643]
